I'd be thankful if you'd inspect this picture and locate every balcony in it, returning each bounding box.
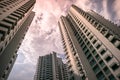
[0,20,12,34]
[114,40,120,48]
[0,27,8,41]
[108,35,114,42]
[101,27,108,36]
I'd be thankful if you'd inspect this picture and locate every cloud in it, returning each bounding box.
[8,51,36,80]
[18,0,75,64]
[8,0,120,80]
[113,0,120,17]
[101,0,110,19]
[113,0,120,25]
[75,0,120,25]
[20,12,63,63]
[19,0,120,65]
[8,62,35,80]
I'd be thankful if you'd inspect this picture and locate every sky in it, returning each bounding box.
[8,0,120,80]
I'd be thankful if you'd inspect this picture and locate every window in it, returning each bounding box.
[93,39,97,44]
[70,76,75,80]
[87,41,90,46]
[85,29,88,33]
[5,41,8,46]
[87,32,90,36]
[83,46,88,53]
[0,5,4,8]
[82,75,86,80]
[117,44,120,50]
[80,41,84,46]
[95,54,100,61]
[99,60,105,67]
[117,73,120,79]
[96,71,105,80]
[89,18,91,21]
[8,15,19,22]
[0,21,11,33]
[4,17,17,27]
[84,38,87,42]
[94,22,98,27]
[111,63,119,71]
[81,24,83,28]
[100,49,106,55]
[15,11,24,17]
[82,35,85,39]
[67,60,70,64]
[81,44,86,49]
[105,56,112,62]
[6,66,9,70]
[87,54,93,61]
[93,65,100,74]
[85,38,89,43]
[79,39,82,44]
[11,13,22,19]
[77,62,81,67]
[89,45,94,51]
[101,28,108,35]
[85,50,90,56]
[83,26,85,30]
[2,74,6,78]
[73,52,76,55]
[90,59,96,66]
[108,74,116,80]
[96,44,101,49]
[91,19,95,24]
[3,10,6,12]
[92,50,97,55]
[90,35,93,40]
[9,60,12,64]
[103,66,110,75]
[105,32,113,39]
[111,37,117,44]
[68,65,72,69]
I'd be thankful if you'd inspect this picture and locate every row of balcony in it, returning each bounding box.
[70,13,120,80]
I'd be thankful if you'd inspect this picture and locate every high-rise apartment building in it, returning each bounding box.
[0,0,35,79]
[58,5,120,80]
[34,52,69,80]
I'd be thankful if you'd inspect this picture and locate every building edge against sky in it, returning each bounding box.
[34,52,70,80]
[0,0,35,79]
[58,4,120,80]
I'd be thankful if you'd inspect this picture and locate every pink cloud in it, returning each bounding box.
[8,0,120,80]
[113,0,120,25]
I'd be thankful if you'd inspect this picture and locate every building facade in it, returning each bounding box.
[58,5,120,80]
[0,0,35,79]
[34,52,69,80]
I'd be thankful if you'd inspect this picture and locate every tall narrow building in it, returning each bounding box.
[0,0,35,79]
[58,5,120,80]
[34,52,69,80]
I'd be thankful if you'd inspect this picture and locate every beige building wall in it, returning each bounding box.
[34,52,69,80]
[58,5,120,80]
[0,0,35,79]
